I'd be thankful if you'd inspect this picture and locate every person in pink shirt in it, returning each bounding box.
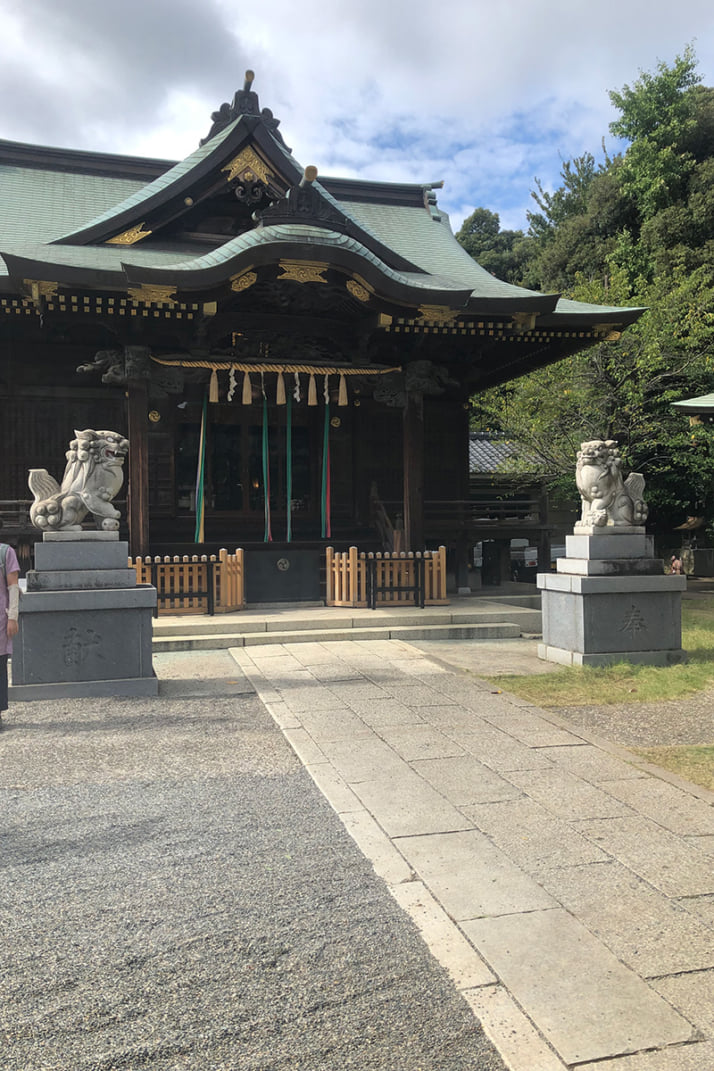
[0,542,20,721]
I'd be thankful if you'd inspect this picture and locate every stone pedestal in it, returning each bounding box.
[537,527,686,667]
[10,532,158,699]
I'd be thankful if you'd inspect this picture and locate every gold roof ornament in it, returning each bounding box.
[278,260,329,284]
[222,146,274,186]
[511,312,537,332]
[231,270,258,293]
[416,305,461,326]
[107,222,153,246]
[127,284,178,306]
[346,275,373,303]
[23,279,59,304]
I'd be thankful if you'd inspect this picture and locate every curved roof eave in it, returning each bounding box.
[0,227,649,330]
[50,116,302,247]
[545,297,647,327]
[672,393,714,414]
[120,224,477,306]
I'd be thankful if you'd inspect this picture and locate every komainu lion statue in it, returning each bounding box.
[29,429,129,532]
[575,439,648,529]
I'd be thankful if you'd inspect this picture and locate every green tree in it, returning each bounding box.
[455,208,533,285]
[464,48,714,537]
[609,46,701,221]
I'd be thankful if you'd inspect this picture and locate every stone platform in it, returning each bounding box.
[538,527,687,667]
[10,533,158,699]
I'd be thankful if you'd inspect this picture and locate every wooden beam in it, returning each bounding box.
[126,378,150,556]
[402,391,424,552]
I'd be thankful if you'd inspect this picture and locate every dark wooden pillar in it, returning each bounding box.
[403,391,424,552]
[538,531,552,574]
[126,378,150,556]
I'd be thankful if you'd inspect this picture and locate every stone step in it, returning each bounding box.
[153,606,542,638]
[153,621,523,652]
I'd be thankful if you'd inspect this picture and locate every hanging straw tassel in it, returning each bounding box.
[338,373,348,407]
[276,371,286,405]
[242,371,252,404]
[209,369,219,403]
[308,373,317,406]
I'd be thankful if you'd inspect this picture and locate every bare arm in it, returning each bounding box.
[7,571,19,638]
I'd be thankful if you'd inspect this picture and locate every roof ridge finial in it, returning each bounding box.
[199,71,292,153]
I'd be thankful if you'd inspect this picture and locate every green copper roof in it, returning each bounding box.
[341,200,528,296]
[0,164,144,244]
[673,392,714,413]
[0,108,646,330]
[50,118,245,243]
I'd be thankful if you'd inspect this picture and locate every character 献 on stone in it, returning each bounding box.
[29,429,129,532]
[575,439,648,529]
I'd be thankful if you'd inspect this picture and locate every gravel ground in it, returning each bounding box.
[549,690,714,749]
[0,666,506,1071]
[413,639,714,750]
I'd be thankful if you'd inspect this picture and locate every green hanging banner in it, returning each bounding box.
[262,391,272,542]
[321,403,331,539]
[286,391,293,542]
[194,391,208,543]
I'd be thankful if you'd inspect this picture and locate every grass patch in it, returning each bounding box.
[485,594,714,708]
[633,746,714,791]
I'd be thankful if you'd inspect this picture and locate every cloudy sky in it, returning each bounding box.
[1,0,713,233]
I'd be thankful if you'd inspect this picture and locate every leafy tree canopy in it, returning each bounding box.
[457,47,714,539]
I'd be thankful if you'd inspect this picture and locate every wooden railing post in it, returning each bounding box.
[326,547,334,605]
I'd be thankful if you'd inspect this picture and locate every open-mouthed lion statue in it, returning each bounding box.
[575,439,648,529]
[29,429,129,532]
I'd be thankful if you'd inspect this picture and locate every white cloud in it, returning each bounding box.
[1,0,713,232]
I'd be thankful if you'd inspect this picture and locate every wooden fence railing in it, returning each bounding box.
[382,498,547,529]
[130,548,245,616]
[326,546,448,608]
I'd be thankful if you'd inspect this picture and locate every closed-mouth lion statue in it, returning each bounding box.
[29,429,129,532]
[575,439,648,529]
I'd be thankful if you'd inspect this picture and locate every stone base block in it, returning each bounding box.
[10,675,159,700]
[538,643,687,668]
[35,540,129,571]
[538,573,684,664]
[565,532,652,560]
[538,573,686,595]
[11,584,156,693]
[572,525,646,537]
[26,568,137,591]
[43,531,120,542]
[556,558,663,577]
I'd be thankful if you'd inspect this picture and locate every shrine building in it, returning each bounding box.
[0,72,644,599]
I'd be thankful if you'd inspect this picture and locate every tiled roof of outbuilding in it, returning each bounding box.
[469,434,520,473]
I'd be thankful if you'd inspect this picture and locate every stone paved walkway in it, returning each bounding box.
[230,637,714,1071]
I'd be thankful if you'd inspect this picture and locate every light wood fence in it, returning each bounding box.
[130,548,245,615]
[326,546,448,608]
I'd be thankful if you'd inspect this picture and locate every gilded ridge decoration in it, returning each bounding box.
[127,284,178,306]
[346,278,371,302]
[594,323,622,341]
[416,305,461,326]
[278,260,329,285]
[512,312,537,332]
[222,147,274,186]
[107,223,153,246]
[23,279,59,303]
[231,271,258,293]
